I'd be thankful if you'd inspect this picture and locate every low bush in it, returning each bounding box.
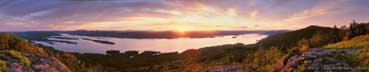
[0,59,9,72]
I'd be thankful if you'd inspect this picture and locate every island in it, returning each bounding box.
[82,38,115,45]
[50,36,79,40]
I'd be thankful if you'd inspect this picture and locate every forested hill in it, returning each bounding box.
[256,25,345,51]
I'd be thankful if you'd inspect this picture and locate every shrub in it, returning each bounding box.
[54,52,83,71]
[353,48,369,66]
[298,39,309,53]
[0,59,9,72]
[246,47,282,71]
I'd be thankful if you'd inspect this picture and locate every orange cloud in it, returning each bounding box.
[284,0,349,22]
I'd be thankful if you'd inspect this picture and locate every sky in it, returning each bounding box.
[0,0,368,31]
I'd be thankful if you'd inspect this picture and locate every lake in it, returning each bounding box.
[33,34,268,54]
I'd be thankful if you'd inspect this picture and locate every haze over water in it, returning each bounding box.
[33,34,267,54]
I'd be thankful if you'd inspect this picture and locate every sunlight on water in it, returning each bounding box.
[34,34,268,54]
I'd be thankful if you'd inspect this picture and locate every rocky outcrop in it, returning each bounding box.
[0,51,71,72]
[274,48,359,72]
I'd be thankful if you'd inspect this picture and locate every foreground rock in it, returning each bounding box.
[0,51,71,72]
[274,48,360,72]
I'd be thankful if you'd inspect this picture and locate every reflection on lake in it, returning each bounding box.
[33,34,268,54]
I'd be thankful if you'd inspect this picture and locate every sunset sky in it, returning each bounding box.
[0,0,368,31]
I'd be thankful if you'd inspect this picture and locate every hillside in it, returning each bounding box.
[275,33,369,71]
[0,33,71,72]
[325,34,369,49]
[256,25,344,51]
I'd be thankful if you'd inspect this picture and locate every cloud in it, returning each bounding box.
[284,0,349,22]
[248,10,259,18]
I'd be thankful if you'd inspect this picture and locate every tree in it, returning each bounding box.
[342,30,350,41]
[309,32,321,47]
[349,20,369,38]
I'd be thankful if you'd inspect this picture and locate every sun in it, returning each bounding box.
[176,27,188,32]
[173,26,190,36]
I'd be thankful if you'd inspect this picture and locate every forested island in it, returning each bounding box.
[82,38,115,45]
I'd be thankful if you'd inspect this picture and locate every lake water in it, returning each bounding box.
[33,34,268,54]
